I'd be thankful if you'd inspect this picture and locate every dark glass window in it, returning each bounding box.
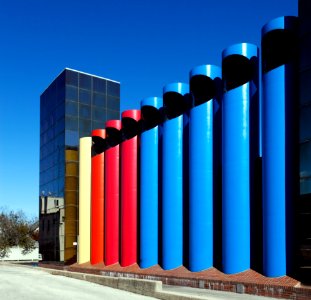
[51,165,57,180]
[65,130,79,147]
[107,95,120,111]
[300,141,311,194]
[58,164,65,178]
[42,171,47,185]
[107,109,120,120]
[52,180,58,194]
[55,118,65,136]
[58,148,65,164]
[79,73,92,90]
[55,133,65,148]
[40,116,46,132]
[92,120,105,131]
[41,132,47,146]
[300,34,311,72]
[40,158,47,173]
[46,168,53,184]
[66,101,78,116]
[79,131,90,138]
[79,119,91,133]
[107,81,120,97]
[66,86,78,101]
[48,114,55,127]
[93,77,106,93]
[93,92,106,106]
[41,120,49,135]
[300,105,311,142]
[79,104,91,119]
[45,183,51,195]
[79,89,91,105]
[51,153,56,168]
[57,178,64,194]
[47,127,54,141]
[55,103,65,121]
[300,69,311,105]
[42,183,48,195]
[51,141,56,156]
[65,116,78,131]
[41,145,48,160]
[93,107,106,121]
[44,140,53,157]
[66,70,78,86]
[57,85,66,105]
[47,156,53,171]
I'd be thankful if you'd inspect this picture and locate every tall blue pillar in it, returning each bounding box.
[189,65,222,271]
[162,82,189,270]
[222,43,259,274]
[139,96,163,269]
[262,17,299,277]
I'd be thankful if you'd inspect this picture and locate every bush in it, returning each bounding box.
[0,209,38,258]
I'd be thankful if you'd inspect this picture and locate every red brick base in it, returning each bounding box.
[39,262,311,300]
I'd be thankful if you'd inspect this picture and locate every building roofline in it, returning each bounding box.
[40,67,120,96]
[64,68,120,83]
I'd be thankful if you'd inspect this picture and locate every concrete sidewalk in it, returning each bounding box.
[0,263,156,300]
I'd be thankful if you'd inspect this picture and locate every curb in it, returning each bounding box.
[45,268,213,300]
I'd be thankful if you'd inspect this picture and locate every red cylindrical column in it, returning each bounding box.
[104,120,122,266]
[120,110,141,267]
[91,129,106,265]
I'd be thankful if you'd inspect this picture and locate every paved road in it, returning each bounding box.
[0,263,157,300]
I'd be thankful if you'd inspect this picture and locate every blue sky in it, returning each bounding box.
[0,0,297,217]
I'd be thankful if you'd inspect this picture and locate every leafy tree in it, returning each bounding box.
[0,209,38,258]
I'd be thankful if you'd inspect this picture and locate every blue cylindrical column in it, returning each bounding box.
[162,82,189,270]
[189,65,222,271]
[140,96,163,269]
[222,43,259,274]
[262,17,299,277]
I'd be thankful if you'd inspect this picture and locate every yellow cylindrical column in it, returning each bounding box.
[78,137,92,264]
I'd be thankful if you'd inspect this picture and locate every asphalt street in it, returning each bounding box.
[0,263,157,300]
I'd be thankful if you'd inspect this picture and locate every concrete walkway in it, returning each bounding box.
[0,263,156,300]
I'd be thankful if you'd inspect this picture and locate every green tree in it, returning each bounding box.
[0,209,38,258]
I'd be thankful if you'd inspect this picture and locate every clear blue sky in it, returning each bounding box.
[0,0,297,217]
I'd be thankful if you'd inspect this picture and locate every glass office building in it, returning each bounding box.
[39,68,120,263]
[299,0,311,281]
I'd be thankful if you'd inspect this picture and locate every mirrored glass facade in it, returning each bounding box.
[39,68,120,262]
[298,0,311,282]
[299,1,311,196]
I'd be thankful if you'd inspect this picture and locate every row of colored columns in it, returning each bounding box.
[78,16,299,277]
